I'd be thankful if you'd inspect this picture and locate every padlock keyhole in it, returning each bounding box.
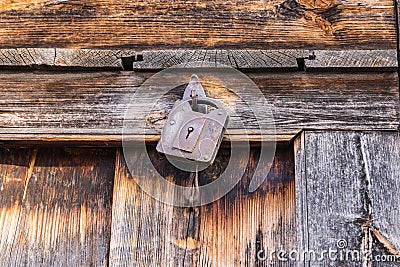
[186,127,194,139]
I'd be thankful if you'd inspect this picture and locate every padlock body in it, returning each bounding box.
[156,100,228,165]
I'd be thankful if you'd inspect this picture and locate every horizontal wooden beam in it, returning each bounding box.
[131,50,310,70]
[0,0,396,50]
[0,48,137,68]
[0,49,397,70]
[305,50,398,69]
[0,71,397,143]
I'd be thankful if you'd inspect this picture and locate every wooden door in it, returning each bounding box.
[0,1,399,266]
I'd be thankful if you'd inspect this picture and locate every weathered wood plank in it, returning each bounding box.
[110,144,296,266]
[0,48,55,66]
[133,49,398,70]
[360,133,400,266]
[0,71,397,143]
[294,132,368,266]
[0,148,35,267]
[110,148,201,267]
[0,147,115,266]
[54,49,137,68]
[0,0,396,50]
[196,143,297,266]
[295,131,400,266]
[132,49,310,70]
[0,49,397,70]
[0,48,137,68]
[304,50,398,69]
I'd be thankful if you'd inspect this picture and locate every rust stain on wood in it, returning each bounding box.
[173,237,202,250]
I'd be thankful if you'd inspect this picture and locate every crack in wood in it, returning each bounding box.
[370,227,400,259]
[22,149,37,201]
[358,134,373,267]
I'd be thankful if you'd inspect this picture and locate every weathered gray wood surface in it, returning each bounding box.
[295,131,400,266]
[0,48,137,68]
[0,49,397,70]
[110,144,297,267]
[131,49,309,70]
[132,49,398,70]
[361,133,400,266]
[0,147,115,267]
[0,71,397,143]
[304,50,398,70]
[295,132,366,266]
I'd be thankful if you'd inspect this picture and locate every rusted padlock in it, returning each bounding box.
[156,75,229,166]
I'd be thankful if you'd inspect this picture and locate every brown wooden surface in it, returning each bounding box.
[0,71,397,144]
[0,0,396,50]
[110,144,296,267]
[0,147,115,266]
[110,148,200,267]
[295,131,400,266]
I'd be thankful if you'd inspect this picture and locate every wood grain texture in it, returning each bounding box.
[110,144,296,267]
[295,131,367,266]
[360,133,400,266]
[0,71,397,143]
[0,48,55,66]
[0,147,115,266]
[0,48,137,68]
[196,143,297,266]
[132,49,398,70]
[305,50,398,69]
[0,0,396,50]
[110,148,200,267]
[0,49,397,70]
[295,131,400,266]
[131,49,310,70]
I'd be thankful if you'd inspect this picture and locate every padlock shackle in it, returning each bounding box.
[182,97,225,111]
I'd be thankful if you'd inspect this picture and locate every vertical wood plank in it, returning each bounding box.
[110,144,296,266]
[196,144,296,267]
[361,133,400,266]
[110,147,199,267]
[0,147,115,267]
[295,132,368,267]
[0,148,34,267]
[295,131,400,266]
